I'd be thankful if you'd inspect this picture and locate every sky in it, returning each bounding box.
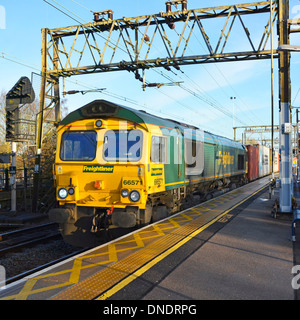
[1,0,300,145]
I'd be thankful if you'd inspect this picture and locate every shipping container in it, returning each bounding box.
[273,150,279,173]
[258,145,270,177]
[246,145,259,181]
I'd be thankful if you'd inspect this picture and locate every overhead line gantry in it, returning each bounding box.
[43,1,277,78]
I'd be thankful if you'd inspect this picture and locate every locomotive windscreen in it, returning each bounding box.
[60,131,97,161]
[103,129,143,162]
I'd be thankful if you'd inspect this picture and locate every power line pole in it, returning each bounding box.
[231,96,236,139]
[297,109,299,180]
[270,0,275,180]
[32,28,47,213]
[278,0,292,213]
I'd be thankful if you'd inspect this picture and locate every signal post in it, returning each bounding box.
[5,77,35,212]
[278,0,292,213]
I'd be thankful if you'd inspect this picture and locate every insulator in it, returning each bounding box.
[147,83,159,87]
[93,13,99,22]
[168,23,175,30]
[65,90,79,95]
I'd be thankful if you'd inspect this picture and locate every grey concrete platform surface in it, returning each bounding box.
[143,189,295,300]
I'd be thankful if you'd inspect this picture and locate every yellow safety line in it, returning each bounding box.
[96,184,267,300]
[69,258,83,284]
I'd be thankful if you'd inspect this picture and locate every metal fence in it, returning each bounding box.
[0,152,55,213]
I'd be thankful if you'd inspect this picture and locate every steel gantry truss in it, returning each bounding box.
[36,1,279,145]
[233,125,281,143]
[33,0,294,213]
[233,124,299,149]
[43,1,277,78]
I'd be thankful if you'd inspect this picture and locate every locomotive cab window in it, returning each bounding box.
[184,138,204,175]
[103,129,142,162]
[151,136,167,163]
[238,154,245,170]
[60,131,97,161]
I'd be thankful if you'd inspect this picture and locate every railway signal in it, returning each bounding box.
[6,76,35,105]
[5,76,35,142]
[5,76,35,212]
[5,109,15,140]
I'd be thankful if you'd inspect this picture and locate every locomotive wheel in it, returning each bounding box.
[152,205,169,222]
[138,204,152,226]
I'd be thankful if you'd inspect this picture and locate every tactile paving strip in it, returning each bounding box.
[51,211,222,300]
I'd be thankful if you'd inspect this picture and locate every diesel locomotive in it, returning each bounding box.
[49,99,249,246]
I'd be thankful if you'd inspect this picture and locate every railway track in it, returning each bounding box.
[0,222,61,255]
[5,249,84,286]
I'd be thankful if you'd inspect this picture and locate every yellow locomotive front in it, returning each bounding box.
[49,101,154,246]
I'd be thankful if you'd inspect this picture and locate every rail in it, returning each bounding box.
[0,223,60,254]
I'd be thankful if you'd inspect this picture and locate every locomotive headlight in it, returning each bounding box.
[129,190,140,202]
[68,187,75,195]
[58,188,68,199]
[95,119,103,128]
[121,189,129,198]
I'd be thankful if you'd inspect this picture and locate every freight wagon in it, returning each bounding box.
[258,145,270,177]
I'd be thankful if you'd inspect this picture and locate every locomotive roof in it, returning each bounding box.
[60,99,244,149]
[60,99,198,130]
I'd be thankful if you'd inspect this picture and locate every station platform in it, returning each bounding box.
[143,185,294,300]
[0,176,297,301]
